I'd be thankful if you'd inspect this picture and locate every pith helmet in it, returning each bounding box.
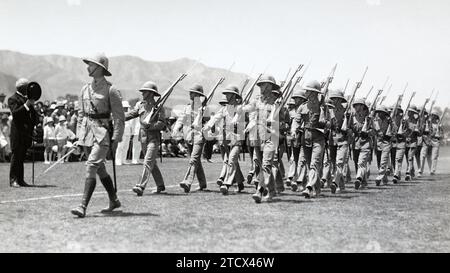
[392,103,403,114]
[218,94,228,106]
[256,75,280,90]
[419,106,428,115]
[189,84,206,97]
[431,108,440,118]
[407,105,419,114]
[58,115,66,122]
[287,98,296,106]
[326,99,335,108]
[303,80,322,93]
[353,98,368,109]
[329,89,347,102]
[82,53,112,76]
[291,89,307,100]
[222,85,241,98]
[139,81,160,96]
[375,105,389,115]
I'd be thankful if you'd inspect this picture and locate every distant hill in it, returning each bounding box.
[0,50,250,107]
[0,71,17,97]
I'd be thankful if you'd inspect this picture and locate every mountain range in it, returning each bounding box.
[0,50,251,108]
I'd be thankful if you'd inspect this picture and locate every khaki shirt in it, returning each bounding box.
[172,99,207,145]
[76,77,125,146]
[125,101,166,144]
[204,104,245,146]
[242,95,281,147]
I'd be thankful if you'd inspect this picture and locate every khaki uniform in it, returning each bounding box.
[351,114,372,185]
[287,107,301,182]
[373,114,392,183]
[404,119,419,178]
[204,104,245,187]
[243,96,281,193]
[173,99,207,188]
[77,77,124,179]
[329,103,351,189]
[291,101,328,193]
[421,122,442,174]
[126,101,166,190]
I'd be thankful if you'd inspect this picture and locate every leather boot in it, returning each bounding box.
[71,178,96,218]
[100,176,121,213]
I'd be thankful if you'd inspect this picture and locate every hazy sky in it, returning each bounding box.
[1,0,449,107]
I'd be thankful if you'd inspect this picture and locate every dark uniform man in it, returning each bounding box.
[8,78,39,187]
[71,53,125,218]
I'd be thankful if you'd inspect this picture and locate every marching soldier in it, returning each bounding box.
[173,84,208,193]
[327,90,350,193]
[390,103,404,184]
[71,53,125,218]
[373,105,392,185]
[291,80,330,198]
[414,107,427,176]
[203,86,246,195]
[241,75,281,203]
[270,87,290,194]
[126,81,167,196]
[404,105,420,181]
[210,95,230,187]
[321,98,337,189]
[286,91,307,187]
[423,109,444,175]
[351,98,372,190]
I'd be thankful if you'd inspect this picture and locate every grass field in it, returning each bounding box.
[1,146,450,253]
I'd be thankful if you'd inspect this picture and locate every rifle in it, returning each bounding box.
[379,84,393,105]
[397,90,416,136]
[280,68,292,89]
[385,92,405,138]
[277,64,304,110]
[146,74,187,163]
[416,90,433,133]
[191,77,225,129]
[361,88,383,134]
[204,77,225,106]
[149,74,187,121]
[281,63,310,107]
[242,74,263,104]
[320,64,338,103]
[343,78,350,94]
[341,66,368,131]
[319,64,338,164]
[240,78,250,93]
[425,91,438,133]
[364,85,374,100]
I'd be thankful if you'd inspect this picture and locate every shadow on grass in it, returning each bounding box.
[30,184,57,188]
[89,211,160,218]
[269,198,309,204]
[142,192,187,197]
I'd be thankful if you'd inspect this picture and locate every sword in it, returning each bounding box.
[37,147,78,178]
